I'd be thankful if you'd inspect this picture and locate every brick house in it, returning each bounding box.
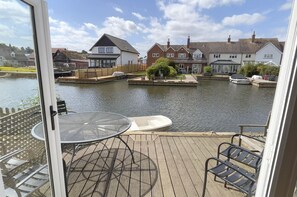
[147,33,284,74]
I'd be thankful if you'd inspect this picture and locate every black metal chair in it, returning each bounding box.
[203,155,259,197]
[57,100,76,115]
[202,134,264,196]
[4,164,49,197]
[0,143,35,178]
[217,135,264,172]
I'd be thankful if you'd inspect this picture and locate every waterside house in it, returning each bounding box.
[53,49,88,70]
[0,44,31,67]
[88,34,139,68]
[147,32,284,74]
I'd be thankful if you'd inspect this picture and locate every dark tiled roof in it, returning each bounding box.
[156,44,189,52]
[91,34,139,54]
[60,50,87,60]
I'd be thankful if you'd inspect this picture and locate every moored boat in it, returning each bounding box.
[229,74,251,85]
[128,115,172,131]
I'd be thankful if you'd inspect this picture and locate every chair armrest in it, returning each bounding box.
[238,124,267,128]
[232,134,266,144]
[16,164,48,187]
[0,149,27,162]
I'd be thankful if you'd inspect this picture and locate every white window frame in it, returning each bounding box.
[256,1,297,196]
[214,54,221,58]
[98,47,105,54]
[264,54,273,59]
[152,53,159,58]
[178,53,186,59]
[106,47,113,54]
[2,0,67,196]
[166,53,174,58]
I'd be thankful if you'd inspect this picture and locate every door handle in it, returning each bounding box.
[50,105,57,130]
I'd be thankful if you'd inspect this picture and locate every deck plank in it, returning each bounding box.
[160,136,187,197]
[67,135,246,197]
[154,136,175,197]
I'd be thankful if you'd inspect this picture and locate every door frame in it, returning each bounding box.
[24,0,67,196]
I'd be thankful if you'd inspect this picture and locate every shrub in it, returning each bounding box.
[257,64,280,76]
[239,63,259,77]
[146,65,158,79]
[168,66,177,77]
[204,66,212,73]
[146,57,175,79]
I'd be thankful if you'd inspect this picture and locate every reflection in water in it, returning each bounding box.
[1,78,275,132]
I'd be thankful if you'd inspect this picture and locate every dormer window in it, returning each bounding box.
[166,53,174,58]
[178,53,186,59]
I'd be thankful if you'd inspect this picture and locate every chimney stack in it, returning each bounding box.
[167,38,170,48]
[252,31,256,43]
[187,35,190,48]
[227,35,231,43]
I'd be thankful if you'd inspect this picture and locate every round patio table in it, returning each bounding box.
[31,111,133,180]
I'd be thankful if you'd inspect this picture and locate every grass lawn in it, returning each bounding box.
[0,66,36,73]
[131,71,146,75]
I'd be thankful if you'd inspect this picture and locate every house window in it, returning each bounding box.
[214,54,220,58]
[179,64,184,68]
[166,53,174,58]
[194,53,202,59]
[264,54,273,59]
[229,54,237,58]
[245,54,251,58]
[152,53,159,58]
[178,53,186,59]
[106,47,113,53]
[98,47,105,54]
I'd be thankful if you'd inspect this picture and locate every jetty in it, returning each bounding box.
[128,74,198,87]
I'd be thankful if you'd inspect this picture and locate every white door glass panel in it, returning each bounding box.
[0,0,66,196]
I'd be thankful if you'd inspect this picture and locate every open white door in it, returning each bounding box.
[0,0,66,196]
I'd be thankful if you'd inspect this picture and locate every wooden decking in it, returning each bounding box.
[63,132,245,197]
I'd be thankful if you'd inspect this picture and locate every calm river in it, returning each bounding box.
[1,78,275,132]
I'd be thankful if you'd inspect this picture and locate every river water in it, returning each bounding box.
[1,78,275,132]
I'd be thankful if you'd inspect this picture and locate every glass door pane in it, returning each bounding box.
[0,0,59,196]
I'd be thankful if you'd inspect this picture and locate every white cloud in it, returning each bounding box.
[0,24,14,37]
[114,7,123,13]
[222,13,265,26]
[132,12,146,20]
[49,18,96,51]
[279,1,292,11]
[145,1,243,45]
[177,0,245,9]
[0,0,30,23]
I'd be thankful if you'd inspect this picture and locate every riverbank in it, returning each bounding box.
[0,71,36,78]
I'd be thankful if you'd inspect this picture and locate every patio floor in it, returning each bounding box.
[63,132,245,197]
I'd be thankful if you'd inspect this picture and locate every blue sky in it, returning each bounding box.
[0,0,293,57]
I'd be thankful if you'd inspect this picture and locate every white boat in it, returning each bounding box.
[127,115,172,131]
[229,74,251,85]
